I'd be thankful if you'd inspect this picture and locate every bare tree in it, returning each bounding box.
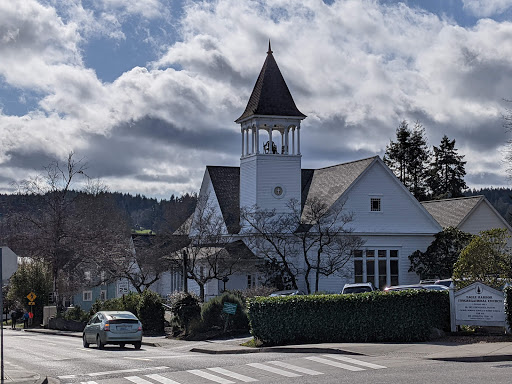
[292,197,364,293]
[94,233,184,294]
[241,198,364,294]
[240,206,300,290]
[1,152,130,307]
[174,194,250,301]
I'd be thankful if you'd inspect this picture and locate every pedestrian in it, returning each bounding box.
[28,311,34,326]
[10,310,17,329]
[23,311,29,329]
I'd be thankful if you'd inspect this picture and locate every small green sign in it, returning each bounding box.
[222,302,237,315]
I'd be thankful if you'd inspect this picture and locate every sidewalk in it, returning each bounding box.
[7,328,512,383]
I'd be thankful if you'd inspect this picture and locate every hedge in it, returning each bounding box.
[505,286,512,329]
[247,290,450,345]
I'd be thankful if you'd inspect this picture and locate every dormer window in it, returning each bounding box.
[370,198,381,212]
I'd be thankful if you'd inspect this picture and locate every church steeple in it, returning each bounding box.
[235,42,306,123]
[237,43,305,214]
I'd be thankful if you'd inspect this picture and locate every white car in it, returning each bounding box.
[341,282,375,294]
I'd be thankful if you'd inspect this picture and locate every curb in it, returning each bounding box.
[190,347,364,355]
[430,354,512,363]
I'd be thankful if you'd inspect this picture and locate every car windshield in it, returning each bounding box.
[105,313,137,321]
[343,287,372,294]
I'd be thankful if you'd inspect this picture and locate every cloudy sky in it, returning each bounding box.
[2,0,512,199]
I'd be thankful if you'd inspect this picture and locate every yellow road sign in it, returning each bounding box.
[26,292,36,301]
[28,301,35,305]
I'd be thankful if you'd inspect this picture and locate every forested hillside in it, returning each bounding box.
[0,187,509,231]
[0,192,197,233]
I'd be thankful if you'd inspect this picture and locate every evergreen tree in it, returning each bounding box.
[428,135,467,199]
[384,121,411,185]
[407,123,430,200]
[384,120,430,200]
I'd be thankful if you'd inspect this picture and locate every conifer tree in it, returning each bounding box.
[384,121,430,200]
[427,135,467,198]
[384,121,411,185]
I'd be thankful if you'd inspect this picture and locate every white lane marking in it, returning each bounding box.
[88,366,168,377]
[268,361,324,375]
[323,354,387,369]
[77,348,95,352]
[126,377,154,384]
[247,363,301,377]
[125,358,152,361]
[188,369,235,384]
[124,354,197,361]
[59,375,76,379]
[145,373,183,384]
[81,381,99,384]
[305,356,365,371]
[207,367,258,382]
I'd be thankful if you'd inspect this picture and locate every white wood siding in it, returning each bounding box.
[240,156,257,208]
[192,168,228,235]
[341,161,441,234]
[316,234,433,293]
[460,201,512,235]
[241,154,301,212]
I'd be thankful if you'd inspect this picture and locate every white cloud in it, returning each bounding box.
[462,0,512,17]
[0,0,511,198]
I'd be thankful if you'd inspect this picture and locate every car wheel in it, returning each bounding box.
[96,335,104,350]
[119,343,125,348]
[134,342,141,350]
[83,334,89,348]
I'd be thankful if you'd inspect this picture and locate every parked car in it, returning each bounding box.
[434,278,454,287]
[83,311,142,350]
[384,284,449,292]
[269,289,304,297]
[341,282,375,294]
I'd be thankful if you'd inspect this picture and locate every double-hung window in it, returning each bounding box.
[353,248,399,289]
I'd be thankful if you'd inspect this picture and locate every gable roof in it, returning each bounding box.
[421,196,484,228]
[302,157,377,213]
[235,44,306,123]
[207,166,240,234]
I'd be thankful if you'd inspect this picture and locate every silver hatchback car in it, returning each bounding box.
[83,311,142,349]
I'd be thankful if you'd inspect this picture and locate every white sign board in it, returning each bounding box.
[450,282,507,332]
[117,280,130,296]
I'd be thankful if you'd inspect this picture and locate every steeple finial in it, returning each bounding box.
[267,40,273,54]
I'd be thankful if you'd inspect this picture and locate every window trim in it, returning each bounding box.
[370,197,381,212]
[83,290,93,302]
[353,248,400,289]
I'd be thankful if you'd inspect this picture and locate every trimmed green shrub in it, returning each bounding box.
[247,290,450,345]
[168,292,201,333]
[200,292,249,332]
[64,306,89,322]
[138,290,165,335]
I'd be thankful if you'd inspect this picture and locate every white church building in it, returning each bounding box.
[183,44,510,300]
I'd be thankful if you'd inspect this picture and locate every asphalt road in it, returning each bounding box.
[3,330,512,384]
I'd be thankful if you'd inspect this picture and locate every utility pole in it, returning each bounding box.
[182,249,188,293]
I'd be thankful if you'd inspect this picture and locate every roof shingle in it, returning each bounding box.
[421,196,484,228]
[235,47,306,122]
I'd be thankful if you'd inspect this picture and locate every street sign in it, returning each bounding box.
[28,301,35,305]
[222,302,237,315]
[26,292,36,302]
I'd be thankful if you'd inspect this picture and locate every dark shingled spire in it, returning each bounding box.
[235,42,306,122]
